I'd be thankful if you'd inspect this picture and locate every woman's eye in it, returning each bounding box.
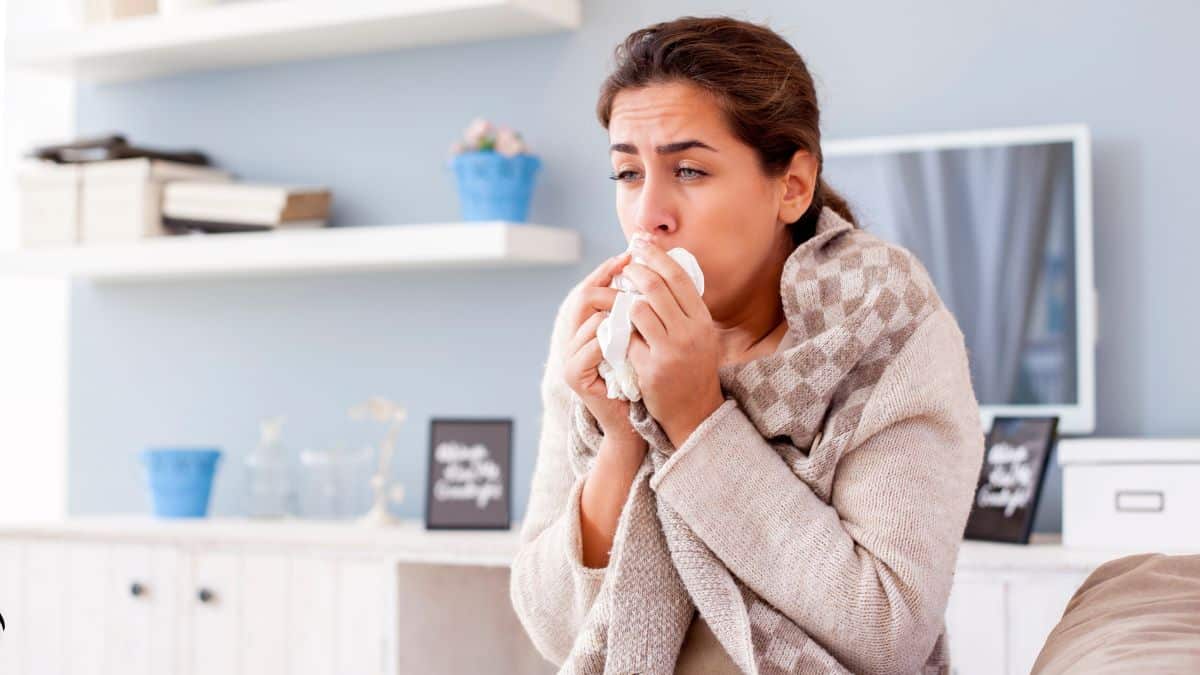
[607,167,707,183]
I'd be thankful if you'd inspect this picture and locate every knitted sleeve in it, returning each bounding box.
[647,305,985,675]
[509,291,608,665]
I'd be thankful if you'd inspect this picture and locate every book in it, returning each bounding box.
[163,182,332,224]
[162,216,327,234]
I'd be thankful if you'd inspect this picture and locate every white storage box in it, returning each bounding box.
[1059,438,1200,553]
[80,158,230,244]
[18,161,81,248]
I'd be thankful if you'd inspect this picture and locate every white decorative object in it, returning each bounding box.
[350,396,408,527]
[1058,437,1200,552]
[596,235,704,401]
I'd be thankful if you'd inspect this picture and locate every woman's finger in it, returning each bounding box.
[566,311,607,355]
[626,330,651,375]
[628,297,668,347]
[564,337,605,391]
[621,263,686,333]
[581,251,633,289]
[568,252,631,329]
[568,285,620,332]
[629,241,706,319]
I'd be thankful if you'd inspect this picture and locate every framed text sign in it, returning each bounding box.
[965,416,1059,544]
[425,418,512,530]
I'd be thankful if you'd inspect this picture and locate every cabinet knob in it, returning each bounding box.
[129,581,146,598]
[197,588,215,604]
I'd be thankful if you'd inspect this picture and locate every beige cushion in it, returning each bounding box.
[1032,552,1200,674]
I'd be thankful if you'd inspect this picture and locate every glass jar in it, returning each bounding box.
[297,445,372,519]
[243,417,295,518]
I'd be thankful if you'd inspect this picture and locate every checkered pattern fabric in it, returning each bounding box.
[561,207,951,674]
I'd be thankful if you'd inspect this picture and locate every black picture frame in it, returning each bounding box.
[964,416,1059,545]
[425,417,513,531]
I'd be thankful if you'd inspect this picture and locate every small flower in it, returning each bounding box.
[463,117,494,148]
[495,126,526,157]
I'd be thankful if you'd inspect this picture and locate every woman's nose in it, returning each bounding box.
[633,179,678,237]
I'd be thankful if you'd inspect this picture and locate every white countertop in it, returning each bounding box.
[0,517,1179,571]
[0,516,523,567]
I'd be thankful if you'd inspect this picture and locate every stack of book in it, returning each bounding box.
[162,182,332,233]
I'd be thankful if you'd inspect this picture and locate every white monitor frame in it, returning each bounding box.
[823,124,1097,435]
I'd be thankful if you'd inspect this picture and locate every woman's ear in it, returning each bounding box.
[777,149,818,225]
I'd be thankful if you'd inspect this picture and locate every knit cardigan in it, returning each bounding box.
[510,209,985,674]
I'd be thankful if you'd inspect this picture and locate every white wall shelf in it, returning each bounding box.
[7,0,582,83]
[0,222,581,282]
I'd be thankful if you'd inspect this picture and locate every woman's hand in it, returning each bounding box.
[562,251,645,449]
[621,238,726,449]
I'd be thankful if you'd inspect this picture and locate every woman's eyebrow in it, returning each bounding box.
[609,140,718,155]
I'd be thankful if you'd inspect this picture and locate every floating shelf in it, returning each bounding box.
[8,0,582,83]
[0,222,582,282]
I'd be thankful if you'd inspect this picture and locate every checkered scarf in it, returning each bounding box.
[562,207,950,674]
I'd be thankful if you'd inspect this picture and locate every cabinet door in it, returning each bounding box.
[336,559,386,675]
[25,540,66,675]
[240,553,288,675]
[65,542,111,675]
[108,543,183,675]
[1007,573,1088,675]
[288,557,337,675]
[0,541,25,674]
[185,551,241,675]
[945,577,1007,675]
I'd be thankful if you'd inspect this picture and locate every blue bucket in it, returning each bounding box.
[450,151,541,222]
[140,448,222,518]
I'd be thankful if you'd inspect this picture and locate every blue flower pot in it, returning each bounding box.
[450,151,541,222]
[140,447,222,518]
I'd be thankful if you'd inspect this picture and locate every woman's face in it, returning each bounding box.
[607,80,812,319]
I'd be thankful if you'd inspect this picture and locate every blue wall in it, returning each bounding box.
[70,0,1200,532]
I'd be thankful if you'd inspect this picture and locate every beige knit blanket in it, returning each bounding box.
[563,207,951,674]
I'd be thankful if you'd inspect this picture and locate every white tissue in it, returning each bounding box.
[596,245,705,401]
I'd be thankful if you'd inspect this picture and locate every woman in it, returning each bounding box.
[510,16,983,675]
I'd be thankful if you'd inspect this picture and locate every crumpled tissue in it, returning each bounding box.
[596,240,705,401]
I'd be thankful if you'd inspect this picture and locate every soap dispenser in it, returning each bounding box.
[244,415,295,518]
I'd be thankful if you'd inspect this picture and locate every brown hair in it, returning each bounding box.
[596,16,855,245]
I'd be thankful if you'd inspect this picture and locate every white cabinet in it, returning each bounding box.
[65,543,110,675]
[1007,573,1090,675]
[944,535,1140,675]
[336,559,387,674]
[24,540,66,675]
[185,551,242,675]
[106,544,182,675]
[945,579,1007,675]
[287,557,339,675]
[0,517,553,674]
[0,537,389,675]
[0,541,26,675]
[240,554,289,673]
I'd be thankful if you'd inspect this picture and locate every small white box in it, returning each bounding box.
[1059,438,1200,553]
[80,158,231,244]
[18,161,82,248]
